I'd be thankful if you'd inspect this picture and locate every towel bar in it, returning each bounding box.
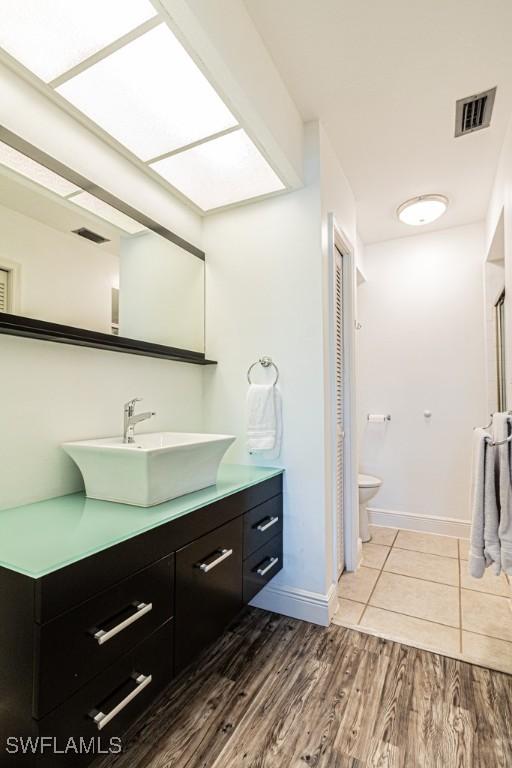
[247,356,279,386]
[475,411,512,446]
[486,433,512,447]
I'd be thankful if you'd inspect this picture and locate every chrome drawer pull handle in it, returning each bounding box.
[198,548,233,573]
[256,556,279,576]
[90,672,152,731]
[93,602,153,646]
[256,516,279,532]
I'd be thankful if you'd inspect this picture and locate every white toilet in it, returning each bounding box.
[358,474,382,543]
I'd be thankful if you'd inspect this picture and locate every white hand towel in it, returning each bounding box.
[247,384,278,453]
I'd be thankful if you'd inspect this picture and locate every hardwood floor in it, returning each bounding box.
[96,608,512,768]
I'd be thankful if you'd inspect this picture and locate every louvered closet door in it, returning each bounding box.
[334,246,345,576]
[0,269,8,312]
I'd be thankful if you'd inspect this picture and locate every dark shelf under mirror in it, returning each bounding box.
[0,312,217,365]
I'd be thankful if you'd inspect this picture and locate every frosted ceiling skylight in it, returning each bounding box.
[0,141,80,197]
[57,23,238,161]
[150,129,285,211]
[69,192,147,235]
[0,7,287,211]
[0,0,157,82]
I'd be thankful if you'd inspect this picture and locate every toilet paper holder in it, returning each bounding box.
[367,414,391,422]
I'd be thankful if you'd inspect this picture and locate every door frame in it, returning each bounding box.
[327,213,359,578]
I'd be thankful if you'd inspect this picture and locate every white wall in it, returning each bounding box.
[0,203,118,333]
[358,222,487,526]
[0,335,204,511]
[202,122,358,621]
[202,124,326,602]
[120,232,204,351]
[319,126,357,248]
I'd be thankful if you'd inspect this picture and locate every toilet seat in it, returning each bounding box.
[358,473,382,489]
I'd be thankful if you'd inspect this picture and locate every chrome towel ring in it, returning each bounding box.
[247,356,279,385]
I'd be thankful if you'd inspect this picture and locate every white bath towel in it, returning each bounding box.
[469,427,498,577]
[494,412,512,574]
[247,384,280,453]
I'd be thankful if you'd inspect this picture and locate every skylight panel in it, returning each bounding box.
[57,24,238,161]
[69,192,147,234]
[0,141,80,197]
[0,0,157,82]
[150,129,285,211]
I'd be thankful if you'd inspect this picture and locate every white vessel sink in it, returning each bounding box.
[62,432,236,507]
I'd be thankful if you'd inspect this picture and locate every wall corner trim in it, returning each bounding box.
[249,582,336,626]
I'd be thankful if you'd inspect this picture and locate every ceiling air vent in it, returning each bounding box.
[72,227,110,244]
[455,87,496,137]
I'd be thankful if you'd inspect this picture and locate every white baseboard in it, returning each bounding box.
[367,506,470,539]
[250,582,337,626]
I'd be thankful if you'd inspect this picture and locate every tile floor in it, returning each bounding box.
[334,525,512,674]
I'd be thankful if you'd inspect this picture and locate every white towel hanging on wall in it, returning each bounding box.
[246,357,282,457]
[247,385,279,452]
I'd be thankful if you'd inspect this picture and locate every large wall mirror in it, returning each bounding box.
[0,127,209,363]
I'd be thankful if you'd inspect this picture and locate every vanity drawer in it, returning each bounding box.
[175,517,243,673]
[243,532,283,603]
[37,620,174,765]
[243,494,283,558]
[35,555,173,718]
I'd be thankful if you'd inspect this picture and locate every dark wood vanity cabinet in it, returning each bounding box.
[0,474,283,767]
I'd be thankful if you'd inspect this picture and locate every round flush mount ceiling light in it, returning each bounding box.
[397,194,448,226]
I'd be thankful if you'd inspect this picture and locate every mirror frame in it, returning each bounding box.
[0,126,214,365]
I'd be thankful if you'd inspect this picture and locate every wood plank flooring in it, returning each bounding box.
[96,608,512,768]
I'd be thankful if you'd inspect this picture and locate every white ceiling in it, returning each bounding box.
[245,0,512,243]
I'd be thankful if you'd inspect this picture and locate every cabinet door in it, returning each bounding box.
[175,517,243,672]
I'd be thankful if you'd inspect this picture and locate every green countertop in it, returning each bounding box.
[0,465,283,579]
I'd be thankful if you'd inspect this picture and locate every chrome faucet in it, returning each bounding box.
[123,398,156,444]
